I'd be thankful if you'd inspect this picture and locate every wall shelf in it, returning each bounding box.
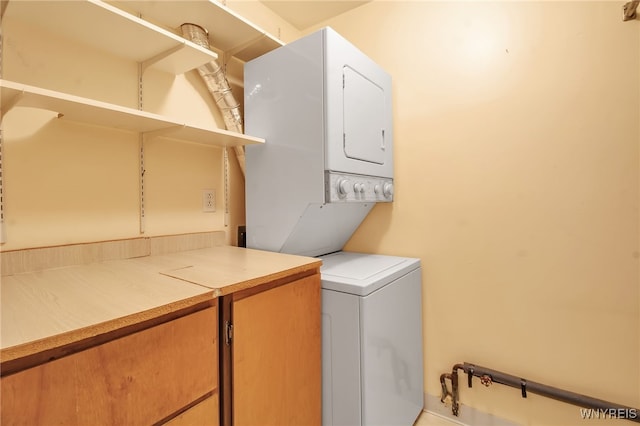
[110,0,285,62]
[0,80,264,148]
[1,0,273,243]
[4,0,218,75]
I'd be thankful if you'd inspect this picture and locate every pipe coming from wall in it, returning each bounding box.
[181,23,246,176]
[440,362,640,422]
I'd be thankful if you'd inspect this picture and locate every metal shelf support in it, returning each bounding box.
[623,0,639,21]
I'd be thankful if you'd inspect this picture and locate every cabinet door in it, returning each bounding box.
[1,305,218,425]
[164,395,219,426]
[232,274,321,426]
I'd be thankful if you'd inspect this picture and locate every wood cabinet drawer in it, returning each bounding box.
[1,304,218,425]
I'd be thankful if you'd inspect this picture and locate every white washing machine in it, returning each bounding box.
[320,252,424,426]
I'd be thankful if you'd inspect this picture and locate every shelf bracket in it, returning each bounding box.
[222,33,267,65]
[623,0,639,20]
[140,43,186,75]
[1,0,8,22]
[142,125,184,139]
[1,90,24,119]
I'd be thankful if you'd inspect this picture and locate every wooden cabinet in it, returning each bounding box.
[220,272,322,426]
[1,304,219,425]
[165,396,220,426]
[1,245,321,425]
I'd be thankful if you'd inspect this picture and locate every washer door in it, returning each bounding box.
[320,251,420,296]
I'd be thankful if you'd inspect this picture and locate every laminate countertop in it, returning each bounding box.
[1,246,321,368]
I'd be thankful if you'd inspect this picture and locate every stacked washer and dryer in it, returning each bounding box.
[244,27,424,426]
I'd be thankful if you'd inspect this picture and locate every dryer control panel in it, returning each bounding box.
[325,172,393,203]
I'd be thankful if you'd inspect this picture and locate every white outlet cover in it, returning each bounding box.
[202,189,215,212]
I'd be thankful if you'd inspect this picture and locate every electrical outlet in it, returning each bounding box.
[202,189,215,212]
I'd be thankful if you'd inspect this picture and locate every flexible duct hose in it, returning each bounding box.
[181,23,246,176]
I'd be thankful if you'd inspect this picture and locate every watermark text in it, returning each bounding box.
[579,408,638,420]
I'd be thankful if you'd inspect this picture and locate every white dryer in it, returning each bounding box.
[245,27,394,258]
[320,252,424,426]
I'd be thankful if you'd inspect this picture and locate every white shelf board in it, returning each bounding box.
[110,0,285,62]
[4,0,218,74]
[0,80,264,148]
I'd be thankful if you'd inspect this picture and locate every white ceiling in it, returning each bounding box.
[260,1,371,30]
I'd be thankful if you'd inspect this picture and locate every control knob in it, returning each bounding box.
[337,178,350,196]
[383,182,394,198]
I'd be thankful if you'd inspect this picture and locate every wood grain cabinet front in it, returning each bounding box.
[219,272,322,426]
[1,304,219,426]
[164,395,220,426]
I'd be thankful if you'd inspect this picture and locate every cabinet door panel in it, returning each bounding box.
[1,305,218,425]
[164,394,220,426]
[232,274,321,426]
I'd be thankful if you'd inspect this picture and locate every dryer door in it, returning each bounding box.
[323,28,393,178]
[343,66,386,165]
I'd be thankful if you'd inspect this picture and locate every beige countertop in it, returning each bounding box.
[1,245,321,367]
[143,245,322,296]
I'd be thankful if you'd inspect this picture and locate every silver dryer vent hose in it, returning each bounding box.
[181,23,246,176]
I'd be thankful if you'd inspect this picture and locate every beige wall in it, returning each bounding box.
[311,2,639,425]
